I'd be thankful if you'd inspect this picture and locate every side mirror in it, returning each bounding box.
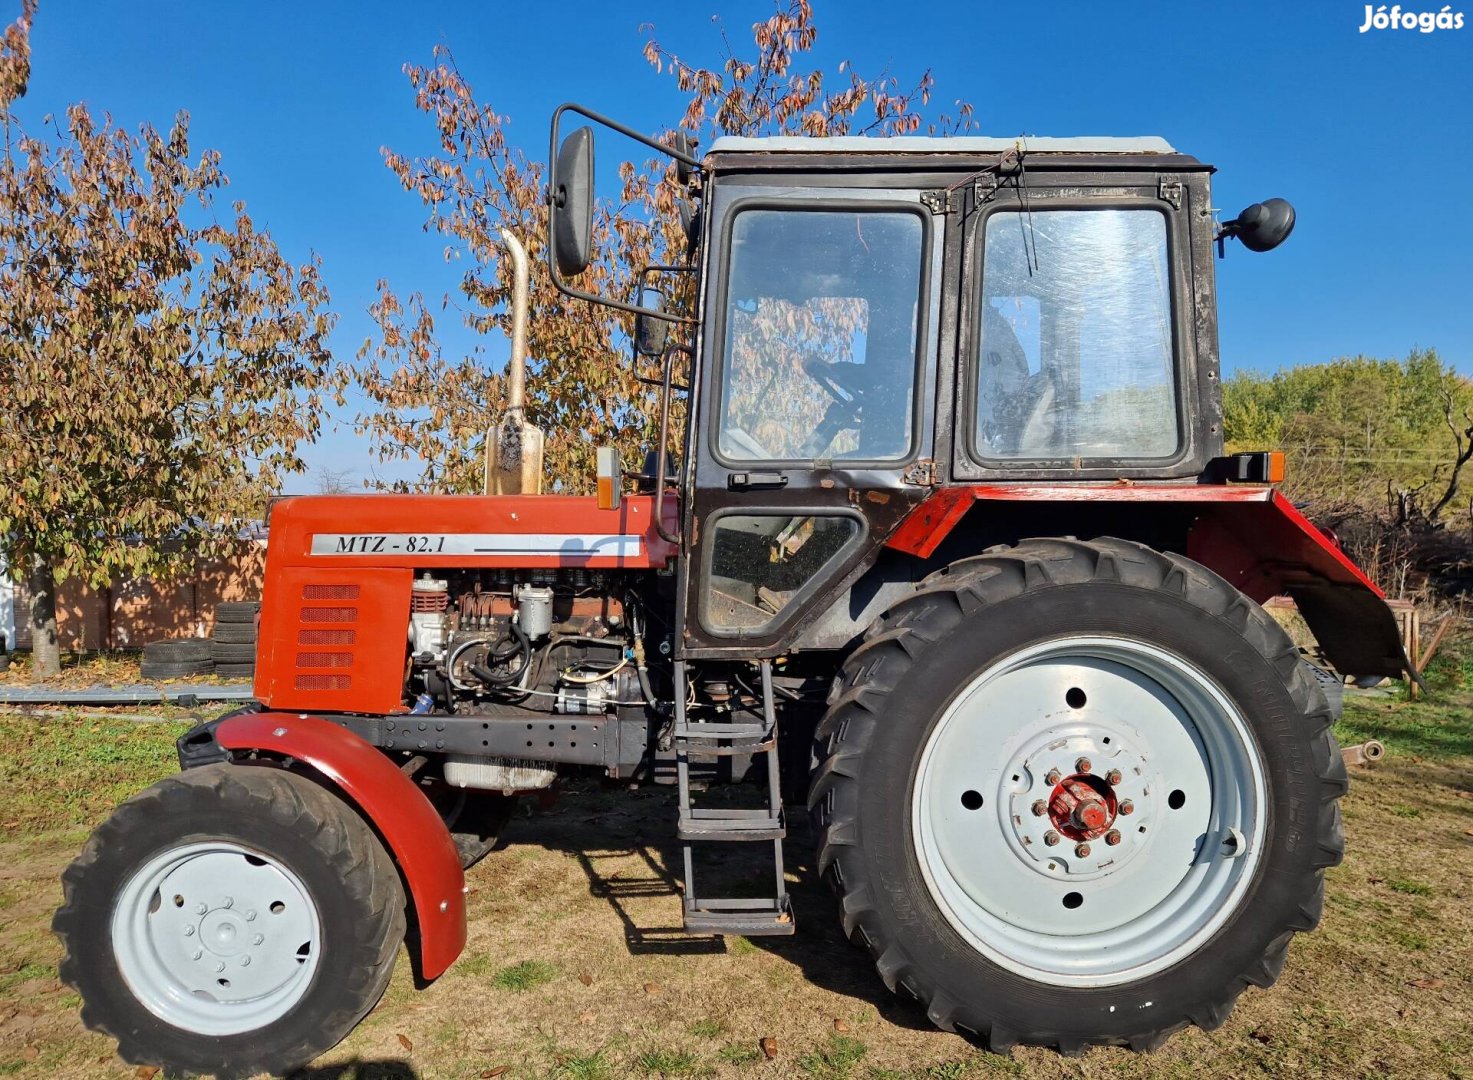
[634,288,669,357]
[1219,198,1295,253]
[551,126,594,276]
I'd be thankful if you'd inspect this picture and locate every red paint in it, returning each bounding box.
[213,712,466,980]
[254,493,679,715]
[1049,775,1116,841]
[886,482,1275,560]
[1187,490,1383,602]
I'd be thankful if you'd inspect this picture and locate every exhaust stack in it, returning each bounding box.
[484,229,545,495]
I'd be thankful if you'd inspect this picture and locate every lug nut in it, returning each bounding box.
[222,897,233,909]
[1075,842,1092,858]
[1106,769,1122,786]
[245,910,256,922]
[1043,830,1061,846]
[253,934,264,945]
[241,956,251,967]
[1031,800,1048,817]
[1105,829,1122,846]
[194,903,208,915]
[191,949,203,961]
[183,925,195,937]
[1075,757,1092,774]
[1044,769,1062,786]
[1119,799,1135,816]
[216,961,226,973]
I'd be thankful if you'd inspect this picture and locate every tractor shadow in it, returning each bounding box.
[289,1062,416,1079]
[511,781,934,1033]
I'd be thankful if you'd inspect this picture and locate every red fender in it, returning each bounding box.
[211,712,466,979]
[887,483,1407,679]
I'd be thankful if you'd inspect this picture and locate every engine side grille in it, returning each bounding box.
[293,588,360,691]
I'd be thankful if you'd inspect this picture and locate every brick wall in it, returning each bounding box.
[9,543,265,651]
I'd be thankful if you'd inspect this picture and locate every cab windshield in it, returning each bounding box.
[975,208,1178,461]
[716,206,925,463]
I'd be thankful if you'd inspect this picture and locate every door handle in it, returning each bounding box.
[727,471,789,490]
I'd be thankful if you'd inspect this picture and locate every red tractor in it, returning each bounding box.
[55,105,1409,1077]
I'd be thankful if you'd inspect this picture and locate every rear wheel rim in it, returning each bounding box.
[110,841,322,1035]
[912,635,1267,988]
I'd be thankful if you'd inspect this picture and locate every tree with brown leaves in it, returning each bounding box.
[0,3,340,677]
[357,0,975,494]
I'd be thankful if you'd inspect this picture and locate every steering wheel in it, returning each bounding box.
[802,358,866,412]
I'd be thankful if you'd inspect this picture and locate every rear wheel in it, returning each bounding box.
[54,764,406,1079]
[809,537,1346,1053]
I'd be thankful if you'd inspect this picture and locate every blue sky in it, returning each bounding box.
[13,1,1472,489]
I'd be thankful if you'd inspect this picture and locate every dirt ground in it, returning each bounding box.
[0,691,1470,1080]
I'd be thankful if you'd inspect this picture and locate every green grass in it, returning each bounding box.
[687,1018,726,1039]
[0,961,51,993]
[553,1049,612,1080]
[633,1048,701,1076]
[1388,879,1433,896]
[726,935,759,957]
[797,1034,868,1079]
[1337,695,1473,762]
[0,714,192,831]
[717,1043,762,1066]
[491,959,556,992]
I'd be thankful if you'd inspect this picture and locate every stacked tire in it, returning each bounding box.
[211,601,260,681]
[139,640,213,680]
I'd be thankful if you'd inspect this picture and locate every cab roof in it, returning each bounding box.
[707,135,1177,155]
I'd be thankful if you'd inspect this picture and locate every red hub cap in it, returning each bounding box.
[1047,774,1117,841]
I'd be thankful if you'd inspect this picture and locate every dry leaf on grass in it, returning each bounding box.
[1408,977,1445,989]
[396,1032,414,1052]
[136,1068,160,1079]
[643,981,661,995]
[833,1018,851,1033]
[21,1047,38,1063]
[578,970,593,986]
[480,1068,510,1078]
[760,1036,778,1059]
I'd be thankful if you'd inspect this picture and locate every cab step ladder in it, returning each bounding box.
[674,658,795,936]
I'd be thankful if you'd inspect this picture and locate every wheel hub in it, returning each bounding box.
[1048,774,1115,840]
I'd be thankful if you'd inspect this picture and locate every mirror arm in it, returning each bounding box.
[652,342,693,547]
[547,103,701,325]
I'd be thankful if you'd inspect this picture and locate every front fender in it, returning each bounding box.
[181,712,466,979]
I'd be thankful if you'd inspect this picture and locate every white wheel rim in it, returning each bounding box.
[912,635,1266,988]
[111,841,322,1035]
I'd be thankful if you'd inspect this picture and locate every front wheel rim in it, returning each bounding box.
[912,635,1267,988]
[110,840,323,1035]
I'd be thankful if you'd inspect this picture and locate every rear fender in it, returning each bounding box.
[888,484,1411,681]
[179,711,466,979]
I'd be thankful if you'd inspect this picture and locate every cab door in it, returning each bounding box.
[676,182,944,658]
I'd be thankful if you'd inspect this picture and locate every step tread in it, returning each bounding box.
[678,807,785,841]
[683,896,795,936]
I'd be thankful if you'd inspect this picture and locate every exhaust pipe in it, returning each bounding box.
[485,229,545,495]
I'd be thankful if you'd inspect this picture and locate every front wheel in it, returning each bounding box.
[809,538,1347,1053]
[54,763,406,1079]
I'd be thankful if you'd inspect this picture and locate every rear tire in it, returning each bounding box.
[54,764,406,1079]
[808,537,1346,1053]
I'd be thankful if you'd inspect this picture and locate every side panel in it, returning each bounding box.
[256,566,413,715]
[212,713,467,980]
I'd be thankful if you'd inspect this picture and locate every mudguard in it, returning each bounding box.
[888,484,1410,680]
[182,712,466,979]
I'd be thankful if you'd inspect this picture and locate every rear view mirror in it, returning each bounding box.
[634,288,669,357]
[551,126,594,276]
[1219,198,1295,253]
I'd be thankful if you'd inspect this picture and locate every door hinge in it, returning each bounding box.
[902,459,938,486]
[920,189,958,215]
[1158,178,1183,209]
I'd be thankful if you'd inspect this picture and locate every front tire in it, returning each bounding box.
[808,537,1346,1053]
[54,763,406,1078]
